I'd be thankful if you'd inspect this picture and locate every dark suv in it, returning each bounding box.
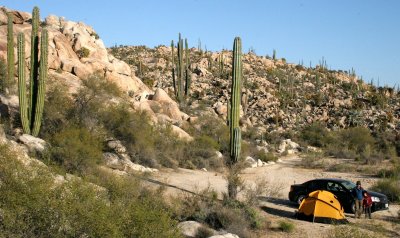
[289,178,389,213]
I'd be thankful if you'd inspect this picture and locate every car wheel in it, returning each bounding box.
[351,201,355,214]
[297,194,306,205]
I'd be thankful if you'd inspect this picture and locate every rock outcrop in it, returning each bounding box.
[0,7,194,141]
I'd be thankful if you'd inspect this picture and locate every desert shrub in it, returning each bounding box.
[339,127,375,153]
[299,122,330,147]
[195,226,214,238]
[278,220,295,233]
[327,226,373,238]
[256,150,278,163]
[377,165,400,179]
[371,178,400,202]
[300,152,326,169]
[41,82,73,137]
[173,187,262,238]
[48,126,103,174]
[193,115,230,154]
[182,135,223,169]
[76,47,90,58]
[0,143,182,238]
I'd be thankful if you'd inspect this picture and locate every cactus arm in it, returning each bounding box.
[29,6,40,128]
[31,29,48,137]
[17,33,30,134]
[6,12,14,91]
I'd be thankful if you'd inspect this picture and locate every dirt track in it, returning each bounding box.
[151,156,400,237]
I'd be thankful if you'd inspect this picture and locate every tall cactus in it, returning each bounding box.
[29,6,40,126]
[171,33,191,101]
[17,6,47,137]
[6,12,14,93]
[229,37,242,164]
[31,29,48,136]
[17,33,30,134]
[184,38,191,96]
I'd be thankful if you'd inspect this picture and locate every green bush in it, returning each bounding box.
[173,188,261,238]
[41,81,73,137]
[327,226,373,238]
[371,178,400,202]
[76,47,90,58]
[49,126,103,174]
[278,220,295,233]
[0,143,182,238]
[256,150,278,162]
[299,122,330,147]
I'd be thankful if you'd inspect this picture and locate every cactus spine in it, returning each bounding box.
[6,12,14,93]
[17,33,30,134]
[17,7,47,137]
[229,37,242,164]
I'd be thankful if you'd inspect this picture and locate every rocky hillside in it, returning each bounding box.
[109,44,400,137]
[0,6,196,142]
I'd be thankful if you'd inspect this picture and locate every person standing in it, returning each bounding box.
[351,181,365,218]
[363,191,373,219]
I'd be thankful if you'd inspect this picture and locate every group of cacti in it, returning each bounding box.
[171,33,191,102]
[7,6,48,137]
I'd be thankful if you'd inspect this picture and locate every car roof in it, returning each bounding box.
[306,178,351,183]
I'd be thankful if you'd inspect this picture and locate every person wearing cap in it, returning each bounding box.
[351,181,366,218]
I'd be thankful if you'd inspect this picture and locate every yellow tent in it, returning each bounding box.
[296,190,348,224]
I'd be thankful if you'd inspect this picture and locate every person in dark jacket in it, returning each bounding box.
[351,181,365,218]
[363,191,373,219]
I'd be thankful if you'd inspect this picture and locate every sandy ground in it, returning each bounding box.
[149,156,400,237]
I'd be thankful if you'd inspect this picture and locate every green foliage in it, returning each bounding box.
[77,47,90,58]
[173,188,261,238]
[278,220,295,233]
[49,126,103,174]
[0,143,181,238]
[371,178,400,202]
[300,122,330,147]
[327,226,373,238]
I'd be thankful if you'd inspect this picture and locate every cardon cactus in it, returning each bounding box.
[17,33,30,134]
[171,34,191,101]
[6,12,14,92]
[229,37,242,164]
[17,7,48,137]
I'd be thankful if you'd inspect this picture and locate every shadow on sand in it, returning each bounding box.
[258,196,297,219]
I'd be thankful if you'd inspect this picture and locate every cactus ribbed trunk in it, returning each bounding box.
[17,7,47,137]
[177,34,184,101]
[6,12,14,92]
[17,33,30,134]
[29,6,40,128]
[171,40,177,98]
[184,38,191,96]
[31,29,48,137]
[229,37,242,164]
[171,34,191,101]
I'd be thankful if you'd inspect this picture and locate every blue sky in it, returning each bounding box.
[3,0,399,86]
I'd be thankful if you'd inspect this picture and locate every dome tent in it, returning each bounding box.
[296,190,348,224]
